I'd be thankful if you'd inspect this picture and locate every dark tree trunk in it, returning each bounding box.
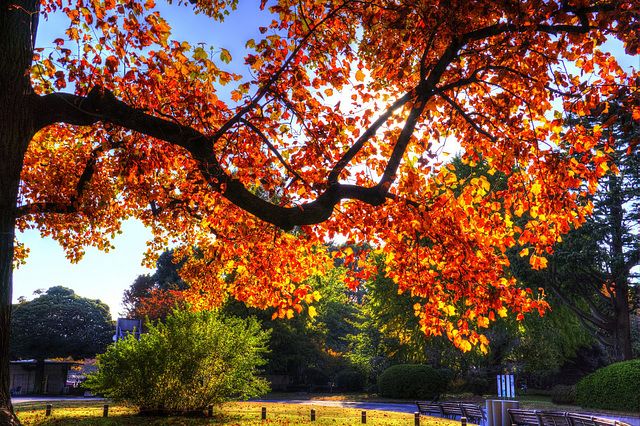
[608,174,633,361]
[33,359,45,395]
[1,0,39,423]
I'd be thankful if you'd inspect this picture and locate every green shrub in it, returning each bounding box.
[85,309,270,414]
[575,360,640,412]
[336,370,365,392]
[551,385,575,405]
[437,368,455,391]
[465,375,493,396]
[378,364,445,399]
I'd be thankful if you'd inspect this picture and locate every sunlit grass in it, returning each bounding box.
[15,400,461,425]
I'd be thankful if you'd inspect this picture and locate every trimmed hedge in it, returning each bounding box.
[575,360,640,412]
[378,364,445,399]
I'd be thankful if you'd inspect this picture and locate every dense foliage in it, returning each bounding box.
[575,360,640,412]
[122,249,189,321]
[377,364,445,399]
[85,309,269,413]
[10,286,114,394]
[551,385,576,405]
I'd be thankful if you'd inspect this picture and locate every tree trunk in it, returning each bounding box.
[33,359,46,395]
[1,0,39,423]
[608,174,633,361]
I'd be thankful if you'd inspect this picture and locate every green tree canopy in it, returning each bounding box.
[10,286,114,393]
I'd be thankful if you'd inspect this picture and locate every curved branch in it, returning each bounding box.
[211,3,348,142]
[327,91,414,186]
[239,118,307,185]
[436,90,498,143]
[16,139,115,217]
[37,86,390,229]
[378,93,431,189]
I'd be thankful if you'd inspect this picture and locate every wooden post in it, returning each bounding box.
[208,405,213,417]
[415,412,420,426]
[103,404,109,417]
[462,416,467,426]
[362,410,367,424]
[45,404,52,416]
[311,408,316,421]
[261,406,267,420]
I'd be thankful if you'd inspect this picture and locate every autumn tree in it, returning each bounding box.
[10,286,114,394]
[510,99,640,361]
[1,0,637,423]
[122,249,189,320]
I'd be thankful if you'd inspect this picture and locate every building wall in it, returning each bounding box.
[10,363,72,395]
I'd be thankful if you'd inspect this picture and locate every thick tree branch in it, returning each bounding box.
[239,118,307,185]
[327,91,414,186]
[36,87,393,229]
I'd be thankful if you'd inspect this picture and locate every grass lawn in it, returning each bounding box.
[14,399,460,425]
[14,393,640,425]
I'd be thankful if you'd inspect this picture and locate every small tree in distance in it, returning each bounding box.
[85,308,270,415]
[10,286,114,394]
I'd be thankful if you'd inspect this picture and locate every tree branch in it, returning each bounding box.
[239,118,307,185]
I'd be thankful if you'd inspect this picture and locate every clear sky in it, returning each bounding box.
[12,2,638,318]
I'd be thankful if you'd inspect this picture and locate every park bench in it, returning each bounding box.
[538,411,571,426]
[567,414,630,426]
[416,401,486,424]
[508,408,544,426]
[460,403,487,425]
[507,409,632,426]
[440,402,465,419]
[415,401,443,416]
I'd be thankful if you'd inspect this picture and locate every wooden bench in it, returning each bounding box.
[415,401,443,416]
[567,414,629,426]
[461,403,487,424]
[416,401,485,424]
[507,409,632,426]
[538,411,571,426]
[508,408,543,426]
[440,402,464,419]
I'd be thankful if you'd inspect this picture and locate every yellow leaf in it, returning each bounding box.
[308,306,317,318]
[519,248,529,257]
[355,69,365,82]
[531,182,542,196]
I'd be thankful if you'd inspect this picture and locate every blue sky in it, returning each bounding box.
[13,2,638,318]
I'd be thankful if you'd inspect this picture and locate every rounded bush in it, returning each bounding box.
[551,385,575,405]
[378,364,445,399]
[335,370,365,392]
[575,360,640,412]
